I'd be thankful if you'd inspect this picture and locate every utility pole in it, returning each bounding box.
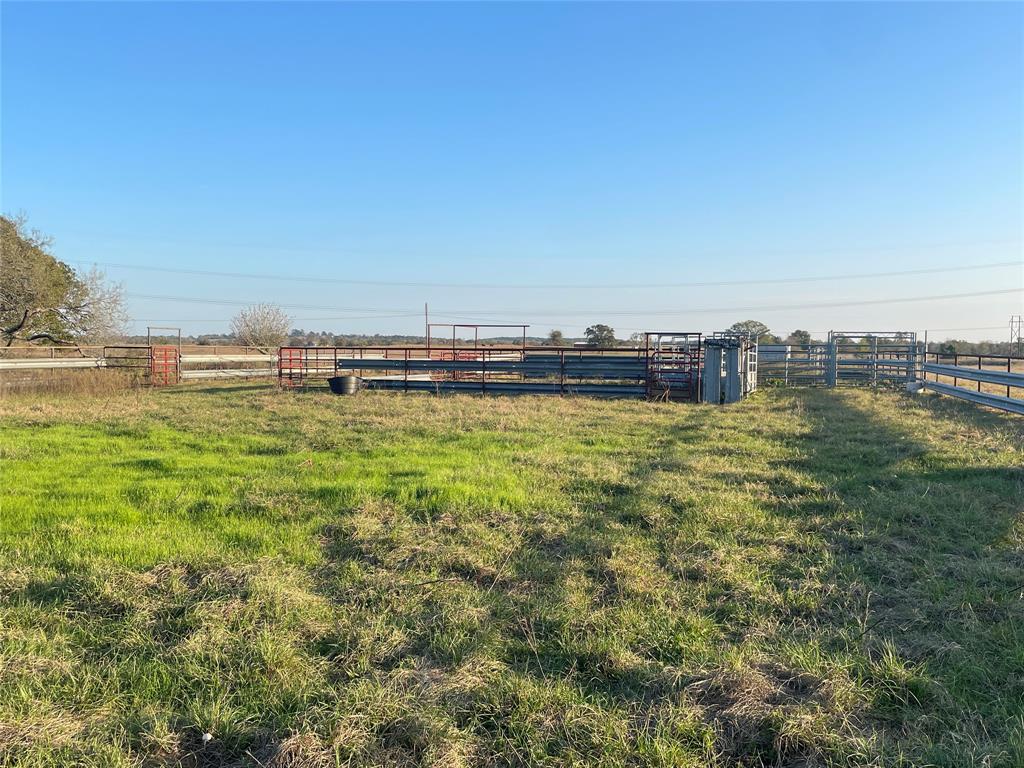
[1011,314,1023,356]
[424,303,429,349]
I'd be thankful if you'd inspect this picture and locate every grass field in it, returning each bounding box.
[0,383,1022,767]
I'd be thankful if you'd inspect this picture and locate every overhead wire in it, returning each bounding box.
[74,257,1022,290]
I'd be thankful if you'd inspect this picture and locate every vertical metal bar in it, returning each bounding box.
[871,336,878,388]
[1008,356,1012,398]
[644,336,651,398]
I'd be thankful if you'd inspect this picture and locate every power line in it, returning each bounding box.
[132,312,423,323]
[78,258,1022,290]
[128,293,412,313]
[125,287,1021,318]
[432,288,1022,317]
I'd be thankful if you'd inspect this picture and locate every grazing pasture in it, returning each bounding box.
[0,384,1021,767]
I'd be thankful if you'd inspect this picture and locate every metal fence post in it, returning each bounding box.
[826,342,837,387]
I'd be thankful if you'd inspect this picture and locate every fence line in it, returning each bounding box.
[920,357,1024,415]
[921,367,1024,415]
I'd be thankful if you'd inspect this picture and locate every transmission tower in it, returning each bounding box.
[1011,315,1023,356]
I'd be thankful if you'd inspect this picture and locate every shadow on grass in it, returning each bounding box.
[478,389,1022,763]
[745,389,1022,762]
[307,389,1023,765]
[162,383,273,395]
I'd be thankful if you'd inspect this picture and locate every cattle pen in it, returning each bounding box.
[276,329,1024,414]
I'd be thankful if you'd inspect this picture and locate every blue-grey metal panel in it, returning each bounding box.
[922,379,1024,415]
[723,346,741,403]
[702,345,722,403]
[923,363,1024,389]
[364,379,646,397]
[334,356,647,382]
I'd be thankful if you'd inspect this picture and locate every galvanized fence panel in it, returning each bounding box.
[921,358,1024,415]
[757,344,830,387]
[828,332,918,387]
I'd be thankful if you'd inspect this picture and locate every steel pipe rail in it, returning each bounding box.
[366,379,647,397]
[0,357,105,370]
[0,354,276,371]
[922,363,1024,389]
[922,379,1024,415]
[180,368,274,380]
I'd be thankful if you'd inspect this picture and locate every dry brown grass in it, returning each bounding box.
[0,368,141,397]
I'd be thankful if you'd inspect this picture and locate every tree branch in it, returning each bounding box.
[22,331,75,346]
[2,308,31,338]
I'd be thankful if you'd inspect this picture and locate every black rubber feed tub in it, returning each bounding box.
[328,375,361,395]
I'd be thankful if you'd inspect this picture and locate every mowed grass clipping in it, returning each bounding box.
[0,383,1022,767]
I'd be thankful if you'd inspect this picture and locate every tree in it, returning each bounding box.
[584,324,616,346]
[230,303,290,350]
[726,320,770,341]
[548,329,565,346]
[787,329,811,346]
[1,215,127,346]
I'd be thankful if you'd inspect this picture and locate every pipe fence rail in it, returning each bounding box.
[0,344,275,386]
[278,345,686,399]
[920,353,1024,415]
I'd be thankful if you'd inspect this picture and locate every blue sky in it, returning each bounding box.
[2,1,1021,340]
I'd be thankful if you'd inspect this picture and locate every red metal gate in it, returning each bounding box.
[150,345,180,386]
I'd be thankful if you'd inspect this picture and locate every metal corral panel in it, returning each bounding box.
[757,344,790,363]
[334,351,648,398]
[365,379,646,397]
[922,380,1024,415]
[923,363,1024,389]
[828,332,918,387]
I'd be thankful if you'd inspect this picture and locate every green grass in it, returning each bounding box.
[0,383,1022,767]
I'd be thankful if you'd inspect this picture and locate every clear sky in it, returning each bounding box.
[2,1,1022,341]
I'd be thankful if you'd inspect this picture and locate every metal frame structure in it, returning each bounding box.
[702,334,757,404]
[425,324,529,354]
[643,332,702,401]
[146,326,182,352]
